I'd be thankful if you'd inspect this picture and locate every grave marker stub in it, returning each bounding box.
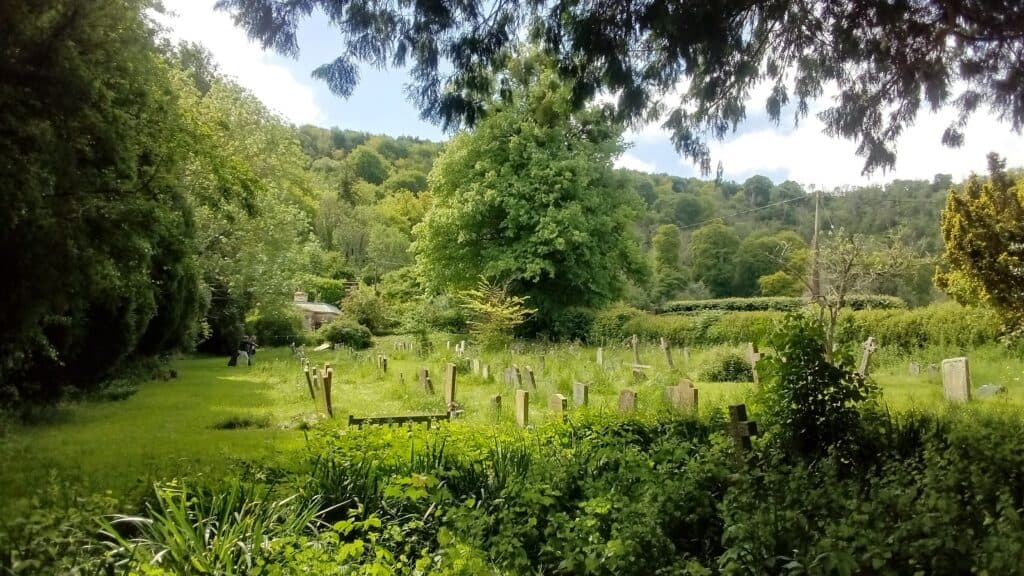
[444,363,457,406]
[491,394,502,411]
[513,365,524,389]
[727,404,758,451]
[660,337,675,369]
[472,358,481,375]
[419,368,430,391]
[747,343,761,389]
[596,347,604,367]
[549,394,568,421]
[573,381,590,407]
[303,366,315,399]
[858,337,878,376]
[618,389,637,413]
[525,366,537,389]
[380,356,388,374]
[942,357,971,403]
[323,369,334,418]
[515,390,529,427]
[631,334,641,365]
[424,376,435,395]
[482,364,490,381]
[909,362,921,376]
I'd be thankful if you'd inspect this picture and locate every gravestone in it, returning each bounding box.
[596,347,604,367]
[747,343,762,389]
[632,366,647,381]
[539,355,545,372]
[303,366,315,399]
[618,389,637,413]
[573,381,589,407]
[471,358,481,375]
[631,334,641,365]
[491,394,502,411]
[419,368,431,392]
[666,379,698,413]
[727,404,758,452]
[942,357,971,403]
[323,369,334,418]
[512,365,524,389]
[424,377,434,395]
[909,362,921,376]
[482,364,491,381]
[444,363,457,406]
[858,336,878,376]
[515,390,529,427]
[976,384,1007,398]
[379,356,388,374]
[660,337,675,369]
[525,366,537,389]
[549,394,568,422]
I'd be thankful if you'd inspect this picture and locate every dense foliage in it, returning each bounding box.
[657,295,905,314]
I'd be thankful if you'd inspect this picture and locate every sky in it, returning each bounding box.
[157,1,1024,189]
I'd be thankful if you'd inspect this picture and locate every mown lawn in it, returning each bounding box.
[2,337,1022,515]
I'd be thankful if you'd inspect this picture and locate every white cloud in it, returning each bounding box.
[614,152,657,173]
[153,0,324,126]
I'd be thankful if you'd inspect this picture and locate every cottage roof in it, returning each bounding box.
[293,301,341,315]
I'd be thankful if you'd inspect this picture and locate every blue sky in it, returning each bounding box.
[160,1,1024,188]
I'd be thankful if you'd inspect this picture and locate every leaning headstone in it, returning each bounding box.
[549,394,568,422]
[976,384,1007,398]
[909,362,921,376]
[660,337,675,369]
[573,381,589,407]
[942,357,971,403]
[618,389,637,413]
[666,379,698,413]
[444,363,457,406]
[858,336,878,376]
[525,366,537,389]
[515,390,529,427]
[747,343,761,389]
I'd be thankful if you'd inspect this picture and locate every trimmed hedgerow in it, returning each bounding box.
[656,295,906,314]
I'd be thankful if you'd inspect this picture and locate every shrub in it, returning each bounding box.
[245,305,305,347]
[547,306,596,342]
[317,318,373,349]
[341,286,392,335]
[697,348,753,382]
[655,295,906,314]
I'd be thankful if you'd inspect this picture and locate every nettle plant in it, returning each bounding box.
[459,278,535,351]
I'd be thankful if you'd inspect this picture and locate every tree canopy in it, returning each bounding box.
[216,0,1024,174]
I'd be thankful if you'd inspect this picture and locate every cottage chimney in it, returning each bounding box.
[294,291,308,303]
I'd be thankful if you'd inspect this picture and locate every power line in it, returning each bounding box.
[677,195,809,231]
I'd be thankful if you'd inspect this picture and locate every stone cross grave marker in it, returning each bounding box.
[444,363,457,407]
[858,336,878,376]
[515,390,529,427]
[573,381,589,407]
[525,366,537,389]
[660,337,675,369]
[618,389,637,413]
[596,347,604,368]
[747,343,762,389]
[666,379,698,413]
[631,334,641,365]
[549,394,568,422]
[727,404,758,452]
[942,357,971,403]
[909,362,921,376]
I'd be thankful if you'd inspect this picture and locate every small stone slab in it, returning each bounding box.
[573,381,589,407]
[976,384,1007,398]
[618,389,637,413]
[549,394,568,421]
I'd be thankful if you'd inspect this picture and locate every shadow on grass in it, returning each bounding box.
[212,414,272,430]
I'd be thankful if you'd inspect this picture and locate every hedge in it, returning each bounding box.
[592,302,1000,352]
[655,295,906,314]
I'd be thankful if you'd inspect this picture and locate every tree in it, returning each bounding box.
[412,57,646,331]
[460,278,536,351]
[651,224,687,302]
[733,231,808,296]
[690,223,741,297]
[743,175,774,208]
[938,154,1024,329]
[346,145,390,185]
[216,0,1024,174]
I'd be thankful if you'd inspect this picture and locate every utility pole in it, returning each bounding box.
[810,187,821,300]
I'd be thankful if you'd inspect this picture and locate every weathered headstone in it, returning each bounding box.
[977,384,1007,398]
[419,368,430,391]
[525,366,537,389]
[666,379,698,413]
[482,364,491,381]
[618,389,637,413]
[631,334,641,365]
[573,381,589,407]
[909,362,921,376]
[424,376,434,395]
[515,390,529,427]
[303,366,315,399]
[727,404,758,452]
[512,365,524,389]
[858,336,878,376]
[747,343,762,389]
[942,357,971,403]
[549,394,568,421]
[471,358,481,375]
[596,347,604,367]
[444,363,457,406]
[660,337,675,369]
[380,356,388,374]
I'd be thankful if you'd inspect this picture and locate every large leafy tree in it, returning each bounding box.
[0,0,204,404]
[412,57,646,330]
[690,223,741,297]
[217,0,1024,173]
[938,154,1024,330]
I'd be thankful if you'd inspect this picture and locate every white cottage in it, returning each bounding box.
[291,291,341,330]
